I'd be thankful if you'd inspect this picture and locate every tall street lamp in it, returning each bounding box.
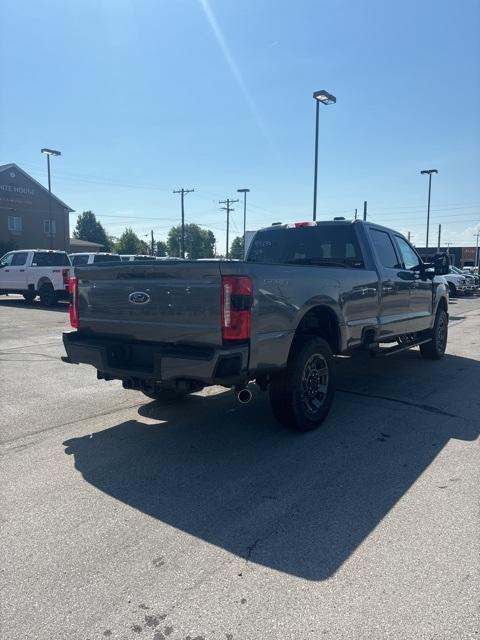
[420,169,438,248]
[312,89,336,221]
[237,188,250,259]
[41,148,61,249]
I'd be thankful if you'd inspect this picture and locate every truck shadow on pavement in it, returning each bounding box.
[0,298,69,313]
[63,350,479,581]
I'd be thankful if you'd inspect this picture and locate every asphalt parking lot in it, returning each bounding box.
[1,294,479,640]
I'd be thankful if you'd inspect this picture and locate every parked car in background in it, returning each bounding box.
[443,269,468,297]
[449,266,478,294]
[120,254,155,262]
[0,249,71,305]
[69,253,122,266]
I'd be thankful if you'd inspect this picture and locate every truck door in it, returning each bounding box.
[368,227,411,338]
[9,251,29,289]
[0,252,16,289]
[394,234,432,331]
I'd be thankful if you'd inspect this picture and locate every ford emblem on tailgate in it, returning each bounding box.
[128,291,151,305]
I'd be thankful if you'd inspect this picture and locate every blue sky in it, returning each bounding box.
[1,0,479,252]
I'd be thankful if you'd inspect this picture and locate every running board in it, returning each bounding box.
[370,338,431,357]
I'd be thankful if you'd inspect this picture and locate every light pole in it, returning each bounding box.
[41,148,61,250]
[237,188,250,259]
[420,169,438,248]
[474,231,480,270]
[312,89,336,221]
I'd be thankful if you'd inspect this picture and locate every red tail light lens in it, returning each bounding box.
[221,276,253,341]
[62,268,70,286]
[69,276,79,329]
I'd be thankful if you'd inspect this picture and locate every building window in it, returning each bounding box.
[43,219,57,235]
[8,215,22,233]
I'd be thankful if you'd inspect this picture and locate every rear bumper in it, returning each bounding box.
[62,331,250,386]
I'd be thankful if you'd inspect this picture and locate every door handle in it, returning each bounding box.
[20,269,25,272]
[4,269,9,272]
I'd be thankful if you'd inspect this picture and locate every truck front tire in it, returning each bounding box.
[420,308,448,360]
[23,292,36,303]
[269,336,335,432]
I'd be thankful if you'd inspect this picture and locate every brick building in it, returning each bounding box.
[0,163,74,251]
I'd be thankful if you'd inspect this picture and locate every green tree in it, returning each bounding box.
[114,228,145,254]
[73,211,111,250]
[156,240,167,257]
[230,236,244,260]
[167,224,216,259]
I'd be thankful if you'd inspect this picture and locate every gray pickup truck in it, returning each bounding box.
[62,220,450,431]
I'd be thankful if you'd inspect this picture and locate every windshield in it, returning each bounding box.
[247,225,364,268]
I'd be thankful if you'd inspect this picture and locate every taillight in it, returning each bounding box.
[69,276,79,329]
[62,268,70,286]
[221,276,253,341]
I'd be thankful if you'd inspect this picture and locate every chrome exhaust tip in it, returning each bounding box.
[236,387,253,404]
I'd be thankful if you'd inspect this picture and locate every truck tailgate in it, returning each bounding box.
[76,261,223,345]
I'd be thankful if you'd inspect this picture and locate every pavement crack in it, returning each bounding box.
[337,389,457,418]
[245,530,276,564]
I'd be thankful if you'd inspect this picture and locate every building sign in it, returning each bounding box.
[0,184,35,196]
[462,247,476,261]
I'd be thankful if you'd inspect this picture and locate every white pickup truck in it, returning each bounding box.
[0,249,71,305]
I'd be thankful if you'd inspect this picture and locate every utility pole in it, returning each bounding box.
[408,231,411,242]
[354,208,358,220]
[219,199,239,259]
[420,169,438,248]
[151,230,155,256]
[237,188,250,259]
[173,188,194,259]
[437,224,441,250]
[363,201,367,221]
[474,232,480,270]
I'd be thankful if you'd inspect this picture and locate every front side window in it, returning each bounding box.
[395,236,421,270]
[369,229,401,269]
[11,252,28,266]
[32,252,70,267]
[8,216,22,233]
[0,252,14,266]
[43,220,57,235]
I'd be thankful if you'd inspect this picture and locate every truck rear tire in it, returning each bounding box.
[39,283,57,307]
[269,336,335,432]
[448,282,457,297]
[420,308,448,360]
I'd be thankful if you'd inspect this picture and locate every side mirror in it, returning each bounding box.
[433,253,450,276]
[0,262,5,269]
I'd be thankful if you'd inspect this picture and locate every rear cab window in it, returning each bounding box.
[71,255,89,266]
[32,252,71,267]
[247,224,365,268]
[93,254,122,264]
